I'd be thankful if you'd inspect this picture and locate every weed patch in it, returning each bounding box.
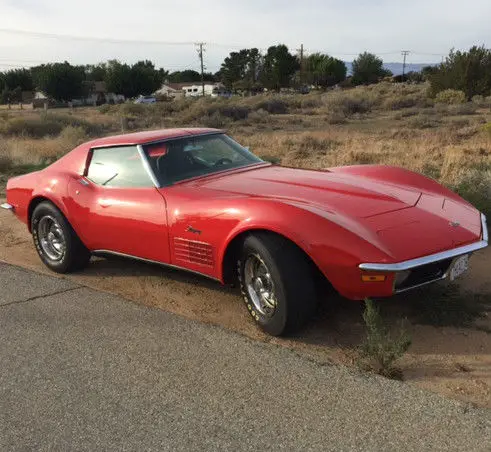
[358,299,411,380]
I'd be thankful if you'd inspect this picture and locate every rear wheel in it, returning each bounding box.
[31,201,91,273]
[237,233,317,336]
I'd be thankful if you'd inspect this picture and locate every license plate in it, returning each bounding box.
[449,254,469,281]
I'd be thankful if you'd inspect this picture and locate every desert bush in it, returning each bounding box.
[393,108,419,119]
[248,109,270,123]
[47,113,104,135]
[483,122,491,135]
[323,90,374,117]
[0,154,13,173]
[435,89,466,104]
[254,98,289,114]
[58,125,88,147]
[447,103,478,115]
[325,111,348,124]
[382,95,419,110]
[201,111,226,128]
[298,135,338,152]
[358,299,411,379]
[98,104,111,114]
[0,116,63,138]
[300,95,323,109]
[408,114,442,129]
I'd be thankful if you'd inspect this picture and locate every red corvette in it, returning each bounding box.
[2,128,488,335]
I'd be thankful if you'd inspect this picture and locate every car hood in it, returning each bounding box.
[193,165,482,260]
[197,165,421,218]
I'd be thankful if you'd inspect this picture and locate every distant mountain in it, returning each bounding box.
[344,62,437,76]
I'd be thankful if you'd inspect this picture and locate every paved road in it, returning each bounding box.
[0,262,490,451]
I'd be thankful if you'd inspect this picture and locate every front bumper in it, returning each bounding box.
[359,213,488,293]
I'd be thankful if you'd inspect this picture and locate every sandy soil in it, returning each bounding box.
[1,206,490,407]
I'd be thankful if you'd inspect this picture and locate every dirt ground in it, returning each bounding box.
[1,205,490,408]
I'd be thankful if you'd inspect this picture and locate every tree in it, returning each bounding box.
[104,60,132,97]
[351,52,391,85]
[85,63,107,82]
[167,70,201,83]
[260,45,299,91]
[427,46,491,99]
[104,60,165,98]
[306,53,347,88]
[3,68,34,92]
[130,60,166,96]
[219,48,263,92]
[31,62,85,101]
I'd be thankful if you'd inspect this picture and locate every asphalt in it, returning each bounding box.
[0,262,490,451]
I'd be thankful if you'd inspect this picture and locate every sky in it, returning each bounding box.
[1,0,490,72]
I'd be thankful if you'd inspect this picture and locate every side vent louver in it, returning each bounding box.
[174,238,214,267]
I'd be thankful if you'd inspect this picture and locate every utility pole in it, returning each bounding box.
[401,50,410,81]
[297,44,305,86]
[196,42,206,97]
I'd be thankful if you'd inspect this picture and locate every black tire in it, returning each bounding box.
[31,201,91,273]
[237,232,317,336]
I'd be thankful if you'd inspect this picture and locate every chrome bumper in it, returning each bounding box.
[359,213,488,272]
[0,203,14,211]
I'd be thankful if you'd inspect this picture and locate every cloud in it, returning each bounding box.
[0,0,490,71]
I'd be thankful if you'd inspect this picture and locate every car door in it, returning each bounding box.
[66,145,170,263]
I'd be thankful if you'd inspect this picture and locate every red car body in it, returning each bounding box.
[2,128,488,300]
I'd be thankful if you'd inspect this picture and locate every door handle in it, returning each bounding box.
[79,178,89,186]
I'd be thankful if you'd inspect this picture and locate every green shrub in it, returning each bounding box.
[427,46,491,99]
[435,89,466,105]
[452,168,491,218]
[358,299,411,379]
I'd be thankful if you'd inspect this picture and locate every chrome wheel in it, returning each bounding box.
[244,254,276,317]
[38,215,66,261]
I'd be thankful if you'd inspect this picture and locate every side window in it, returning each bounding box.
[87,146,153,188]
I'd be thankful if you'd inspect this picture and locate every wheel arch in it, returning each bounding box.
[27,195,68,232]
[220,227,328,288]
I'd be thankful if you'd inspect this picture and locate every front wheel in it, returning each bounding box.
[238,233,317,336]
[31,201,91,273]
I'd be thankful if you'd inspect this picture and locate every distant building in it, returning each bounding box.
[32,82,125,109]
[155,82,230,98]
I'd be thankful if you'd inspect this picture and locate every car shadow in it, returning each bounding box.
[82,255,235,294]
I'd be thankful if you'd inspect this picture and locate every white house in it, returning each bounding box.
[155,82,230,98]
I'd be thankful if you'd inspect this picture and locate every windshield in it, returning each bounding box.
[143,133,263,185]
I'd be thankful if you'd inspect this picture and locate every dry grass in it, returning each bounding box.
[1,83,490,216]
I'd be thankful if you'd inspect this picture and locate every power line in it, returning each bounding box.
[0,28,196,46]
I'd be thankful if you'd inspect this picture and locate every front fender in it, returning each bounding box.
[217,200,391,299]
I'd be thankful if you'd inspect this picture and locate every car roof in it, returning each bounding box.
[85,128,222,148]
